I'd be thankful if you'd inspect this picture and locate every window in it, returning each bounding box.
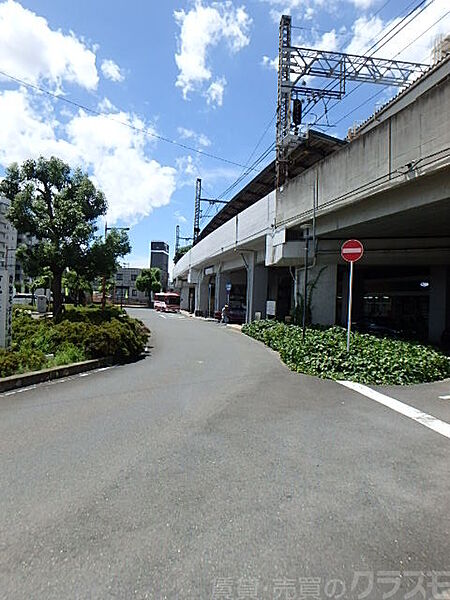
[131,274,137,281]
[116,273,123,281]
[132,289,137,297]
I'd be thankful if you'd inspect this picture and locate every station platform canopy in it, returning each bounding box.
[196,128,346,244]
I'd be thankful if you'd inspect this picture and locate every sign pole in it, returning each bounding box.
[346,260,354,352]
[341,239,363,352]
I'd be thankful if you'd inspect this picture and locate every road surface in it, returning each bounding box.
[0,309,449,599]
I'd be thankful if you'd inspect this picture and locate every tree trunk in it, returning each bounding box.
[52,270,63,321]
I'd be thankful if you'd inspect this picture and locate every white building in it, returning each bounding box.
[114,267,148,305]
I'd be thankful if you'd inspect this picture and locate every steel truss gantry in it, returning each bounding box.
[276,14,429,189]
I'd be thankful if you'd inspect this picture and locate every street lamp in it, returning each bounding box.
[102,223,130,310]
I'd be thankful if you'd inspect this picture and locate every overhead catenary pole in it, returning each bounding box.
[274,13,428,189]
[193,178,202,244]
[192,178,228,245]
[276,14,292,192]
[175,224,193,258]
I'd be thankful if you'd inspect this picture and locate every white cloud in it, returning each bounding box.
[260,0,336,24]
[0,87,78,164]
[174,1,251,105]
[345,0,450,64]
[351,0,376,9]
[175,154,198,187]
[174,211,188,224]
[101,59,124,82]
[316,29,338,52]
[66,111,177,224]
[345,15,384,55]
[177,127,211,147]
[262,55,278,70]
[0,0,98,90]
[98,97,116,112]
[205,76,226,107]
[0,87,177,225]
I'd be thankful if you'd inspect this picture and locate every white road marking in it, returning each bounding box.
[338,380,450,439]
[1,366,114,397]
[158,314,167,319]
[439,394,450,400]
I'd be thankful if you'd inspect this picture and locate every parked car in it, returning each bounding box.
[228,303,246,324]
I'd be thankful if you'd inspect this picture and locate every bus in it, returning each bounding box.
[154,292,181,313]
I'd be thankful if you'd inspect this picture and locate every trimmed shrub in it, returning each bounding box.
[3,306,150,377]
[242,320,450,385]
[0,347,47,378]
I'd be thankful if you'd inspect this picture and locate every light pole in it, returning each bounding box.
[102,223,130,310]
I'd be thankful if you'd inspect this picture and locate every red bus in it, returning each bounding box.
[154,292,181,313]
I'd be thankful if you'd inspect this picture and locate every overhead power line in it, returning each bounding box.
[0,68,262,173]
[304,0,439,127]
[332,7,450,127]
[202,1,429,222]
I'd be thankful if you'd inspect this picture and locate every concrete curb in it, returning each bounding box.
[0,357,113,393]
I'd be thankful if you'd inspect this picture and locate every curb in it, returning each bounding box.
[0,357,113,394]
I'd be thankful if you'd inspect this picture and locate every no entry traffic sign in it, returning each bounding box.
[341,239,364,263]
[341,239,364,351]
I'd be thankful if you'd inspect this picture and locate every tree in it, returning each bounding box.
[136,268,161,305]
[0,156,130,319]
[62,270,92,306]
[174,244,191,265]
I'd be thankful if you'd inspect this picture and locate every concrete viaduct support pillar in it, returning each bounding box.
[296,264,337,326]
[195,273,209,316]
[215,271,228,313]
[245,253,255,324]
[244,254,268,323]
[252,265,268,320]
[429,266,448,343]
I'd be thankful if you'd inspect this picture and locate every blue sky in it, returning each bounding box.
[0,0,448,270]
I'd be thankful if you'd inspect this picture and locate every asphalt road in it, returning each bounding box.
[0,309,449,600]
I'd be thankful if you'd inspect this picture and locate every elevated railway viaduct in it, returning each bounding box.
[173,57,450,344]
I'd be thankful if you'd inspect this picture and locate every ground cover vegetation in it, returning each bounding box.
[242,320,450,385]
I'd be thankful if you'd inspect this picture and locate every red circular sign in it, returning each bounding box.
[341,239,364,263]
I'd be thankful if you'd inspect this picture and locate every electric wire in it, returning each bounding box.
[302,0,440,127]
[199,0,430,224]
[323,5,450,129]
[0,69,262,173]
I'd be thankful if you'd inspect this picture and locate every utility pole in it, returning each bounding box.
[102,223,130,310]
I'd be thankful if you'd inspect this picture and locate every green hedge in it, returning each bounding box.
[1,307,150,378]
[0,347,47,378]
[242,320,450,385]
